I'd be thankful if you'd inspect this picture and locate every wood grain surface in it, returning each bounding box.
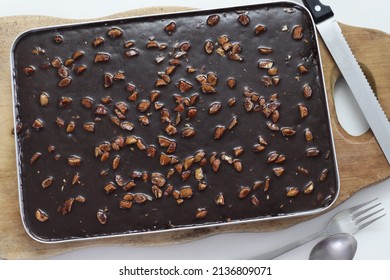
[0,7,389,259]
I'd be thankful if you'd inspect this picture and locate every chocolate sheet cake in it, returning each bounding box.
[12,2,338,242]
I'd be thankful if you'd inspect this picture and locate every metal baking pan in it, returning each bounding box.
[11,1,339,243]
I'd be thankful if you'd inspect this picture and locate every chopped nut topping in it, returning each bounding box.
[92,36,105,47]
[81,97,94,109]
[107,27,123,38]
[292,26,304,40]
[319,169,329,181]
[305,129,313,141]
[30,152,42,165]
[195,208,208,219]
[303,181,314,194]
[254,24,267,35]
[35,209,49,222]
[151,172,166,187]
[306,148,320,157]
[281,127,296,137]
[227,77,236,89]
[228,116,238,130]
[58,198,75,215]
[232,159,243,172]
[251,195,260,206]
[137,100,151,112]
[215,193,225,206]
[258,46,273,54]
[238,186,251,198]
[237,13,250,26]
[286,187,299,197]
[208,102,222,114]
[104,183,117,194]
[207,15,220,26]
[96,209,107,224]
[58,77,72,87]
[303,84,313,98]
[164,22,177,34]
[41,177,53,189]
[258,59,274,69]
[204,40,214,54]
[214,125,226,140]
[94,52,110,63]
[273,167,285,177]
[67,156,81,166]
[23,66,35,76]
[32,119,44,130]
[181,126,196,138]
[179,186,193,199]
[299,104,309,118]
[178,80,193,93]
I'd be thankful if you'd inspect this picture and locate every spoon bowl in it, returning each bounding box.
[309,233,358,260]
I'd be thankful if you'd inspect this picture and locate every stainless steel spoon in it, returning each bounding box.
[309,233,358,260]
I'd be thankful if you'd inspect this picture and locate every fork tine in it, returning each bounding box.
[357,213,386,231]
[349,198,378,214]
[355,207,384,224]
[352,203,381,219]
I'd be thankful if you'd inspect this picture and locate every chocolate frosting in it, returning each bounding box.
[12,2,338,241]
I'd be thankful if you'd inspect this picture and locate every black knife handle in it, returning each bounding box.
[302,0,334,23]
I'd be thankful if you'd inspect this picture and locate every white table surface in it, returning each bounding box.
[1,0,389,260]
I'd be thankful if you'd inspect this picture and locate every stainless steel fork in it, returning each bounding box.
[250,198,386,259]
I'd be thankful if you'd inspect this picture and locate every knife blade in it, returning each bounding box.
[302,0,390,165]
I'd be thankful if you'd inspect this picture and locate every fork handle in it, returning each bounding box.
[249,231,323,259]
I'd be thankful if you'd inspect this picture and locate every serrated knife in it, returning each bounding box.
[302,0,390,165]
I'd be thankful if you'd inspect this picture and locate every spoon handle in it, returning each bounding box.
[249,231,323,259]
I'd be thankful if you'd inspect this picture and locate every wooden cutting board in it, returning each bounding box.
[0,7,389,259]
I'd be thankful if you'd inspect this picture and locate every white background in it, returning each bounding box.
[1,0,389,260]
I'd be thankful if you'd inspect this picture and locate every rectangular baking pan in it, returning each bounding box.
[11,1,339,243]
